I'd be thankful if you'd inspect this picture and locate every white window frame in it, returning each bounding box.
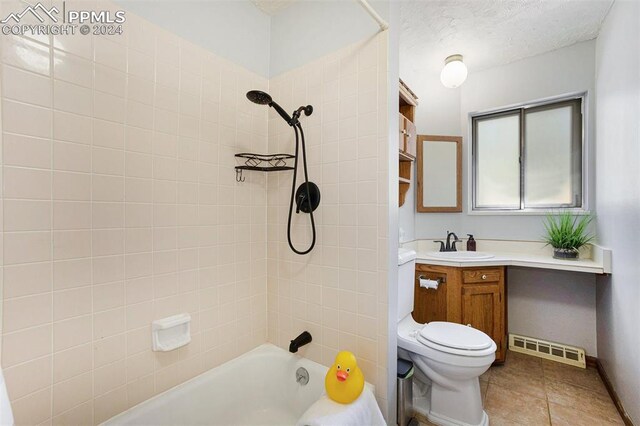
[468,91,589,215]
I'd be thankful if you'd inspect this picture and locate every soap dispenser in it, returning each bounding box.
[467,234,476,251]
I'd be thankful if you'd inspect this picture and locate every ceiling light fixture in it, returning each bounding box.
[440,54,468,88]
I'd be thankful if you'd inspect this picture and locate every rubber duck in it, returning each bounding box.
[325,351,365,404]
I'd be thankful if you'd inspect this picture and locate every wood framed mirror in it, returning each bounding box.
[417,135,462,212]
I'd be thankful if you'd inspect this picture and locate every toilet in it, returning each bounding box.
[397,248,495,426]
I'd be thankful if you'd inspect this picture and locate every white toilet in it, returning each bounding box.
[397,248,495,426]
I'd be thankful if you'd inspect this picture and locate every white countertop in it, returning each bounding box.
[403,240,612,275]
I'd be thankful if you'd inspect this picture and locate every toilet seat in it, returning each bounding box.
[397,316,496,359]
[417,321,495,356]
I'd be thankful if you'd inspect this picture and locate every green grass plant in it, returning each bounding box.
[543,211,594,250]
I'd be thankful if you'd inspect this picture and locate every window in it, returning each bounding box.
[471,96,584,211]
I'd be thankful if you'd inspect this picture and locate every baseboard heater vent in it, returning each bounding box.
[509,334,586,368]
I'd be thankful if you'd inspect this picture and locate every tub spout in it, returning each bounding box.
[289,331,312,353]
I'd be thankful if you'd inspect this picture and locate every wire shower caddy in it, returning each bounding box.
[234,153,295,182]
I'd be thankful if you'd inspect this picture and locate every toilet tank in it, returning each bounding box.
[397,248,417,322]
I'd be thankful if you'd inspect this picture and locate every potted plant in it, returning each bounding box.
[543,211,595,260]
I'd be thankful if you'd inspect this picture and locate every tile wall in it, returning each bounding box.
[0,2,269,424]
[266,33,390,415]
[0,1,391,424]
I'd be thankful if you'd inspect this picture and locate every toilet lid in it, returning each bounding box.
[418,322,493,351]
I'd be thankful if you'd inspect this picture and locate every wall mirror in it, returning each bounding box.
[417,135,462,212]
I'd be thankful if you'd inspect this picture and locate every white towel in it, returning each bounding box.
[296,387,386,426]
[0,370,14,426]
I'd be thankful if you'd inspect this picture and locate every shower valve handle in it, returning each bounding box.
[296,192,307,214]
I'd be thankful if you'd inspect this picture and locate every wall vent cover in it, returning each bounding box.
[509,334,586,368]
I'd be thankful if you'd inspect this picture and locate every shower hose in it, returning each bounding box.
[287,123,316,255]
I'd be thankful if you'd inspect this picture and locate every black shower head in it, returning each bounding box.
[246,90,294,126]
[246,90,272,105]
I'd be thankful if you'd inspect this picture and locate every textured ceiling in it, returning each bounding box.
[400,0,613,74]
[250,0,297,15]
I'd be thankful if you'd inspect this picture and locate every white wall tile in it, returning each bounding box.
[3,100,52,138]
[53,50,93,88]
[2,36,50,75]
[266,33,388,404]
[0,5,304,425]
[2,65,52,107]
[53,79,93,116]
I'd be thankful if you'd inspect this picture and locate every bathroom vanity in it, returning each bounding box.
[413,264,506,363]
[407,239,612,364]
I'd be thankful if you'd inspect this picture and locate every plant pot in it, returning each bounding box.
[553,248,579,260]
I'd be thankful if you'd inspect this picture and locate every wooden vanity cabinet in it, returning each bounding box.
[414,264,507,363]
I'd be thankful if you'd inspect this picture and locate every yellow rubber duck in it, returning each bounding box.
[325,351,365,404]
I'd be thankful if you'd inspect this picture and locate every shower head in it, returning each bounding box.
[246,90,294,126]
[246,90,272,105]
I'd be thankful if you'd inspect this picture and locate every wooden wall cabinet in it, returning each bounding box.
[414,264,507,363]
[398,79,418,207]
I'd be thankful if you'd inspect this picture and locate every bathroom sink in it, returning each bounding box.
[425,251,495,260]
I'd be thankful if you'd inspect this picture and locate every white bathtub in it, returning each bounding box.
[104,344,330,425]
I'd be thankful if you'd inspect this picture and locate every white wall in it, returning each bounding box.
[594,0,640,422]
[399,41,599,355]
[508,268,596,355]
[269,0,387,77]
[405,40,597,241]
[115,0,272,76]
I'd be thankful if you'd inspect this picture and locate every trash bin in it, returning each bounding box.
[397,358,417,426]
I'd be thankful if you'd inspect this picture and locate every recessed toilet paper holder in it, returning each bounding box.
[418,275,445,284]
[418,275,445,290]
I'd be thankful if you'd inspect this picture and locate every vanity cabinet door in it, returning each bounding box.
[413,269,448,323]
[461,283,505,362]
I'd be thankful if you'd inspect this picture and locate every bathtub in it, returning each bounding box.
[104,344,331,425]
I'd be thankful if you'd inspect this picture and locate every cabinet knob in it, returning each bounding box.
[481,274,487,280]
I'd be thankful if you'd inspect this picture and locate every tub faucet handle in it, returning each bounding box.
[296,367,309,385]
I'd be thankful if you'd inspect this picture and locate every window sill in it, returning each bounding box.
[467,208,591,216]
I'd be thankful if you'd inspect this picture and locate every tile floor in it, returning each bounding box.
[417,350,624,425]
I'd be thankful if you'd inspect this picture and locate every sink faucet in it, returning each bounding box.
[434,231,462,252]
[446,231,458,251]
